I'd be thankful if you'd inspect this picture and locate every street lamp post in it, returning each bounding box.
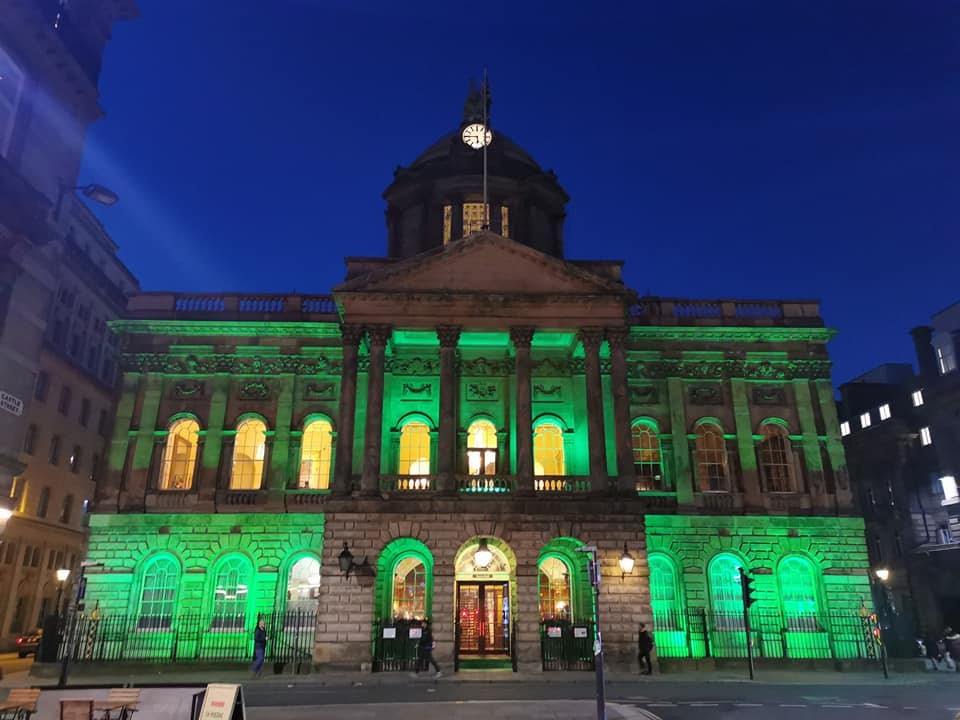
[871,567,892,679]
[55,568,70,615]
[58,561,102,688]
[53,182,120,221]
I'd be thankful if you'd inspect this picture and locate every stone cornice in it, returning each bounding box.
[120,352,343,376]
[628,326,836,343]
[110,320,342,338]
[627,358,832,381]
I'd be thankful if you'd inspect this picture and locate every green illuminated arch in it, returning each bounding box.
[777,554,822,619]
[648,552,684,618]
[207,552,255,631]
[532,413,570,431]
[374,538,434,623]
[231,411,271,430]
[131,551,182,630]
[395,411,436,430]
[537,538,592,623]
[757,417,790,432]
[706,552,746,616]
[164,411,203,429]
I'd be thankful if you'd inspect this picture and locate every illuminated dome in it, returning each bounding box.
[383,84,569,259]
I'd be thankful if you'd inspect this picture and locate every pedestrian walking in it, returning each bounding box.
[944,626,960,670]
[250,617,268,677]
[638,622,655,675]
[417,620,442,678]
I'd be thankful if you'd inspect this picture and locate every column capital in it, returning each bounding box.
[365,324,393,347]
[339,324,365,347]
[509,326,535,349]
[605,326,630,349]
[578,327,605,351]
[436,325,462,349]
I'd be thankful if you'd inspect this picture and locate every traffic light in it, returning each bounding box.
[739,567,757,608]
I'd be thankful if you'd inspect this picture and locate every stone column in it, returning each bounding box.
[667,377,694,505]
[334,325,364,495]
[580,328,607,488]
[360,325,391,495]
[606,328,635,490]
[730,379,762,509]
[510,327,535,494]
[815,379,854,510]
[436,325,461,494]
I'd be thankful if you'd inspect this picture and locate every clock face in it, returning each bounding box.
[462,123,493,149]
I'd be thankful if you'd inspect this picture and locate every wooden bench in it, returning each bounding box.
[0,688,42,720]
[93,689,140,720]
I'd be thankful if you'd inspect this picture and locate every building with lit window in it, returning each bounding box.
[82,91,876,671]
[0,1,139,648]
[839,303,960,651]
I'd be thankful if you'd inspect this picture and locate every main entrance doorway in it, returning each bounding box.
[456,582,510,655]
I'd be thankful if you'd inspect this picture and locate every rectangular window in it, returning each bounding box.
[860,412,871,429]
[500,205,510,238]
[921,427,932,446]
[69,446,81,473]
[840,421,850,437]
[58,386,72,415]
[442,205,452,244]
[34,371,49,401]
[97,408,109,437]
[912,389,924,407]
[79,398,91,427]
[22,424,36,454]
[48,435,60,465]
[0,46,24,158]
[940,476,959,506]
[879,404,891,421]
[462,202,486,235]
[871,536,883,561]
[937,344,957,374]
[89,453,99,482]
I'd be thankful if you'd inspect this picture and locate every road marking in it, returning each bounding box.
[862,703,887,709]
[780,704,807,708]
[688,703,719,707]
[734,703,764,707]
[902,707,916,711]
[821,705,853,709]
[646,703,676,707]
[609,703,663,720]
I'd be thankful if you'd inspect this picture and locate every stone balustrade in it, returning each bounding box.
[629,297,822,326]
[126,292,338,319]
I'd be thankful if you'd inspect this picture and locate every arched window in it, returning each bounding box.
[398,421,431,475]
[230,419,266,490]
[391,556,427,620]
[158,418,199,490]
[649,554,682,629]
[137,555,180,630]
[779,556,820,630]
[298,419,333,490]
[285,556,320,616]
[759,423,794,493]
[695,423,729,492]
[211,555,251,631]
[632,421,663,491]
[534,422,565,476]
[708,554,745,627]
[467,420,498,476]
[538,556,572,622]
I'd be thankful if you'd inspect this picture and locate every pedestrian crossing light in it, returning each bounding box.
[739,567,757,608]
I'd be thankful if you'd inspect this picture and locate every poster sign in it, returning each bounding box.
[383,627,396,639]
[573,626,588,639]
[546,626,562,638]
[409,627,422,639]
[199,683,246,720]
[0,391,22,417]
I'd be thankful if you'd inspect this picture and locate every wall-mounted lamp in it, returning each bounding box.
[619,543,635,578]
[874,567,891,583]
[473,538,493,569]
[338,541,373,580]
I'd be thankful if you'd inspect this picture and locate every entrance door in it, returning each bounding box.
[456,582,510,655]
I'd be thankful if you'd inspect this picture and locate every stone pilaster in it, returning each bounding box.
[98,372,138,508]
[436,326,461,495]
[667,377,693,505]
[510,327,535,494]
[792,379,826,502]
[121,374,163,510]
[198,375,229,500]
[580,328,607,488]
[360,325,391,496]
[730,378,762,509]
[606,328,634,489]
[269,376,295,492]
[815,379,854,511]
[334,325,364,495]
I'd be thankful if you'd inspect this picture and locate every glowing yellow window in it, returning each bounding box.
[230,419,266,490]
[538,556,572,622]
[500,206,510,238]
[398,422,431,475]
[533,423,565,476]
[392,556,426,620]
[298,419,333,490]
[159,419,199,490]
[467,420,498,476]
[462,202,486,235]
[442,205,452,245]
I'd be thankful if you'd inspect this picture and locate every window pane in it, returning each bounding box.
[211,557,250,631]
[533,424,565,476]
[467,420,497,476]
[696,424,728,492]
[298,419,333,489]
[398,422,431,475]
[392,556,426,621]
[286,557,321,617]
[759,424,793,492]
[442,205,452,244]
[779,557,819,630]
[462,202,486,235]
[159,419,199,490]
[138,557,179,630]
[500,206,510,238]
[538,557,571,622]
[632,424,663,490]
[708,555,744,627]
[650,555,681,630]
[231,419,266,490]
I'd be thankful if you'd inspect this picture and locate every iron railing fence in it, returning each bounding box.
[57,610,316,666]
[371,620,422,672]
[652,609,880,661]
[540,621,595,671]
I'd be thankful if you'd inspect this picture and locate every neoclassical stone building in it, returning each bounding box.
[84,100,875,670]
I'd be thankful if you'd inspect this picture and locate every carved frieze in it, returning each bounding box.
[171,380,204,399]
[533,384,563,402]
[121,353,343,376]
[626,359,831,381]
[752,386,786,405]
[466,383,498,401]
[239,380,270,400]
[401,382,433,399]
[460,357,513,376]
[535,357,570,377]
[304,381,336,401]
[689,384,723,405]
[387,357,439,376]
[629,384,660,404]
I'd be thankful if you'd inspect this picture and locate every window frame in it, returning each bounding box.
[158,417,201,491]
[297,417,334,490]
[777,555,822,631]
[648,553,684,631]
[707,553,746,628]
[757,422,795,493]
[209,554,253,632]
[229,417,268,490]
[533,419,566,477]
[466,419,498,477]
[397,419,432,476]
[631,419,663,491]
[694,422,730,492]
[136,554,181,631]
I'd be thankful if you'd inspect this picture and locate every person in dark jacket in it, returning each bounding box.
[943,626,960,669]
[251,618,268,677]
[417,620,441,677]
[638,623,655,675]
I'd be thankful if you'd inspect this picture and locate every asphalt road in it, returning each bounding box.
[0,652,35,679]
[242,678,960,719]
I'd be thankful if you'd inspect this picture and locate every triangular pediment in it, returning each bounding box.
[335,232,625,297]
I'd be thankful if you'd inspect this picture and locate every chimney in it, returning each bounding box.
[910,326,937,380]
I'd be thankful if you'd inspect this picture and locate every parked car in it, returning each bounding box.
[15,629,42,658]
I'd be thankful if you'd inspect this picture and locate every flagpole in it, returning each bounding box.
[482,68,489,230]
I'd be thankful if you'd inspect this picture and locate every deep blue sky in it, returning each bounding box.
[80,1,959,384]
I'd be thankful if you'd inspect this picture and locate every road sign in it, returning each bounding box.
[0,391,23,416]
